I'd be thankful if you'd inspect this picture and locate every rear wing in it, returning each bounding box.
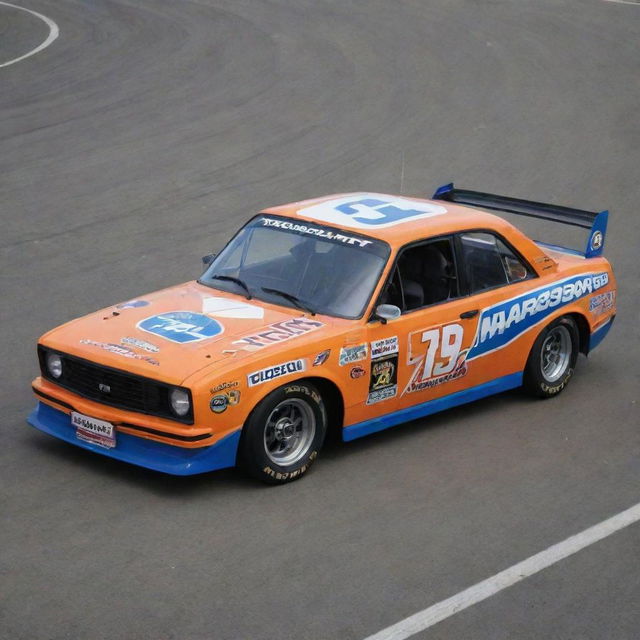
[433,183,608,259]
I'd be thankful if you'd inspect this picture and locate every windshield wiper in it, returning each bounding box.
[261,287,316,316]
[210,274,252,299]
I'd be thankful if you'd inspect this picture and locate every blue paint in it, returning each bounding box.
[335,198,437,226]
[433,183,454,199]
[588,317,614,353]
[585,210,608,259]
[468,273,608,361]
[138,311,223,344]
[27,402,240,475]
[343,372,523,441]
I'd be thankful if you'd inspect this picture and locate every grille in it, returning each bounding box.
[38,347,193,424]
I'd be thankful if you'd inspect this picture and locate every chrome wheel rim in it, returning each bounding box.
[540,325,571,383]
[264,398,316,465]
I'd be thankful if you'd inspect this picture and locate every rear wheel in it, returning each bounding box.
[238,382,327,484]
[523,316,578,398]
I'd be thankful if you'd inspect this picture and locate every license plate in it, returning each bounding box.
[72,411,116,449]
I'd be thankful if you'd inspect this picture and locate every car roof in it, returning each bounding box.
[261,192,519,247]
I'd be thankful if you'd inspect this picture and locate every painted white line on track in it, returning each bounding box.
[0,1,59,69]
[602,0,640,5]
[364,501,640,640]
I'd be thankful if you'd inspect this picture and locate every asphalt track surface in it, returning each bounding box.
[1,1,639,638]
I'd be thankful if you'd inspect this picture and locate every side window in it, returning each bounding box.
[381,238,457,312]
[459,232,530,294]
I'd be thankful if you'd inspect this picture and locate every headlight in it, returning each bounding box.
[46,352,63,379]
[169,388,191,417]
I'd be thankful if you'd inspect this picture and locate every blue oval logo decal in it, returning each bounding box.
[137,312,224,344]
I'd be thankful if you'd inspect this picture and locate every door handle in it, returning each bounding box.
[460,309,479,319]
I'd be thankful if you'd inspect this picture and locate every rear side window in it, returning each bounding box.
[459,232,531,294]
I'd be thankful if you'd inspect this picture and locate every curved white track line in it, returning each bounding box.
[0,1,59,69]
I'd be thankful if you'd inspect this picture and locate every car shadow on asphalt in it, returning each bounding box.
[320,387,540,461]
[24,431,258,496]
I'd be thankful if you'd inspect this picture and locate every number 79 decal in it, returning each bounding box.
[404,322,469,395]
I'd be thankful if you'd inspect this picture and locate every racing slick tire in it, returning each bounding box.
[238,381,327,484]
[523,315,579,399]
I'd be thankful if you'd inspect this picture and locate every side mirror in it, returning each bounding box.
[375,304,401,324]
[201,253,217,267]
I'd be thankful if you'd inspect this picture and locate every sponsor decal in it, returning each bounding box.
[210,380,239,394]
[407,363,467,393]
[247,359,306,387]
[210,390,240,413]
[260,217,372,248]
[366,354,398,405]
[117,299,149,309]
[233,317,324,350]
[468,273,609,360]
[404,323,468,395]
[339,343,368,366]
[202,296,264,319]
[121,337,159,353]
[350,366,366,379]
[298,194,447,230]
[138,312,224,344]
[367,386,397,405]
[210,395,228,413]
[589,291,615,315]
[370,336,398,358]
[80,339,159,366]
[313,349,331,366]
[590,230,603,251]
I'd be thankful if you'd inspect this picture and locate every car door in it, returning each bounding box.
[363,230,537,420]
[393,229,537,413]
[360,235,472,420]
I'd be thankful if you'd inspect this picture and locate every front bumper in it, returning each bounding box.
[27,402,240,476]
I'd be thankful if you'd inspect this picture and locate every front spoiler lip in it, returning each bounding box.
[27,402,240,476]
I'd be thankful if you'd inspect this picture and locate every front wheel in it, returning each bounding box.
[238,382,327,484]
[523,316,579,398]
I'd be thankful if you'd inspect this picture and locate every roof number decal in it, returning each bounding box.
[298,194,446,229]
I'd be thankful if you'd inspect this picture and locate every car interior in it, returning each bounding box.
[379,232,531,313]
[381,238,456,312]
[460,232,530,293]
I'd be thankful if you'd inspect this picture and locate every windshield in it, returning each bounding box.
[200,215,390,319]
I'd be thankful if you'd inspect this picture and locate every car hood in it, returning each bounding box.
[40,282,334,385]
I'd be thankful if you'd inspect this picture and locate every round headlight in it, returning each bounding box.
[46,353,63,379]
[169,388,190,417]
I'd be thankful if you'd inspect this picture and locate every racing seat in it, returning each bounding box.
[395,254,424,310]
[420,244,452,305]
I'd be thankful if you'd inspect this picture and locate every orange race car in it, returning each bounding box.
[28,186,616,483]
